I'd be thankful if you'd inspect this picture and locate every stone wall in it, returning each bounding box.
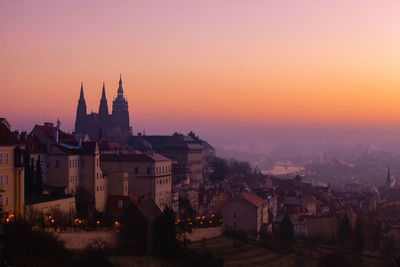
[54,231,120,250]
[184,226,223,242]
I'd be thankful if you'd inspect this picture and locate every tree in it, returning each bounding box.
[75,188,95,220]
[210,157,229,181]
[279,214,294,249]
[338,215,352,246]
[373,221,381,251]
[24,150,34,200]
[352,219,364,254]
[177,198,194,246]
[34,156,44,197]
[153,206,178,258]
[229,159,251,175]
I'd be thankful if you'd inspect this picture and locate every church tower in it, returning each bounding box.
[112,75,131,139]
[98,82,109,139]
[99,82,109,116]
[75,82,87,134]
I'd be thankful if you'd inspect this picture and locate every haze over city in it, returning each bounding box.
[2,2,400,266]
[2,1,400,149]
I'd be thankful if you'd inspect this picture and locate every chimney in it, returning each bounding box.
[20,131,27,142]
[53,127,59,143]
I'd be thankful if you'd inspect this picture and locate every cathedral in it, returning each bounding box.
[75,75,131,142]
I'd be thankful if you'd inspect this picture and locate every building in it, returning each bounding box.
[25,122,79,186]
[307,216,338,241]
[129,133,204,185]
[100,153,172,211]
[106,171,129,196]
[0,118,24,215]
[47,141,107,212]
[120,199,162,254]
[222,192,268,239]
[75,75,131,142]
[293,218,308,237]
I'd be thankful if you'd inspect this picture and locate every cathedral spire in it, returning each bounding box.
[118,74,124,96]
[101,82,106,100]
[80,82,85,99]
[99,82,109,116]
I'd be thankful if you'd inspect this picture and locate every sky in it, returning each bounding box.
[1,0,400,148]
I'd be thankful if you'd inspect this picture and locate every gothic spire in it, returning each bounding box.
[118,74,124,96]
[101,82,106,100]
[80,82,85,99]
[99,82,109,116]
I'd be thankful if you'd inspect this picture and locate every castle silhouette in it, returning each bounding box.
[75,75,131,142]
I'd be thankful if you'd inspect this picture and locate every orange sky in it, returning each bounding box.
[1,1,400,135]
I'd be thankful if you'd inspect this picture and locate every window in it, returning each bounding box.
[134,167,138,174]
[163,166,165,173]
[81,159,85,167]
[5,175,8,184]
[0,196,2,205]
[0,152,2,164]
[6,196,8,205]
[0,175,2,184]
[97,186,99,192]
[147,167,150,174]
[5,153,8,164]
[117,199,123,208]
[55,160,60,168]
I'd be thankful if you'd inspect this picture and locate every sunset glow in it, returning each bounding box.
[1,1,400,133]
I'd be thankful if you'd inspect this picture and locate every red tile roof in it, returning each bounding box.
[240,192,264,207]
[303,195,316,204]
[0,122,20,146]
[100,152,170,162]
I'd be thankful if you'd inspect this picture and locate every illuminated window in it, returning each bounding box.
[5,153,8,164]
[0,152,2,163]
